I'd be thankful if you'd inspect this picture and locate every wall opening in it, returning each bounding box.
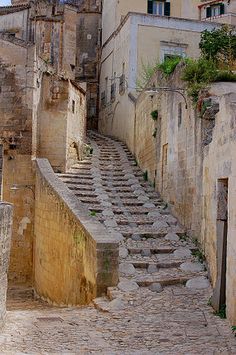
[212,178,228,312]
[0,144,3,199]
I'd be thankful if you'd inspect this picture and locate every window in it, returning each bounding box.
[111,82,116,102]
[72,100,75,113]
[148,1,170,16]
[178,102,182,127]
[206,3,225,18]
[160,42,187,63]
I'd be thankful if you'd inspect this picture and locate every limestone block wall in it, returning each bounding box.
[0,203,13,329]
[0,38,35,284]
[135,72,236,324]
[201,89,236,324]
[34,159,119,306]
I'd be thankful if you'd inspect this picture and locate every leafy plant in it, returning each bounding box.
[182,58,218,104]
[232,326,236,336]
[90,210,97,217]
[192,249,206,263]
[214,304,226,319]
[151,110,158,120]
[207,297,212,307]
[200,25,236,69]
[158,56,182,76]
[215,70,236,82]
[137,59,159,89]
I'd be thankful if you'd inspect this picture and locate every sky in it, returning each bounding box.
[0,0,11,5]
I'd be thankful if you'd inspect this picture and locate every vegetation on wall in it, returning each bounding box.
[150,110,158,120]
[137,26,236,106]
[158,56,182,76]
[199,25,236,69]
[182,26,236,105]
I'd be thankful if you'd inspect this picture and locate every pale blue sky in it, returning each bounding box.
[0,0,11,6]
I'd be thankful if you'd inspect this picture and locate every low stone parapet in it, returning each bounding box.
[0,203,13,329]
[34,158,119,306]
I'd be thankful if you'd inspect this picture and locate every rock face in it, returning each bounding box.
[0,203,13,329]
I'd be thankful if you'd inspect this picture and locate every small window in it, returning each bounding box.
[206,3,224,18]
[178,102,182,127]
[111,82,116,102]
[72,100,75,113]
[148,1,170,16]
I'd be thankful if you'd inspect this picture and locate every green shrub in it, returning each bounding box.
[158,56,182,76]
[200,25,236,68]
[151,110,158,120]
[215,70,236,82]
[182,58,218,103]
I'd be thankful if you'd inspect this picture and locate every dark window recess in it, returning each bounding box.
[206,7,211,18]
[178,102,182,127]
[148,0,153,14]
[72,100,75,113]
[101,91,106,107]
[111,82,116,102]
[164,2,170,16]
[220,3,225,15]
[119,74,125,94]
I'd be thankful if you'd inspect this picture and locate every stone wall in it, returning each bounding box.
[0,203,13,329]
[34,158,119,306]
[135,68,236,324]
[0,37,35,284]
[38,74,86,173]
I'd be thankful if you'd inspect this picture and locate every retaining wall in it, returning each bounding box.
[34,158,119,306]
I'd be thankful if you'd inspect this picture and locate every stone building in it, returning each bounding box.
[0,0,89,285]
[199,0,236,25]
[99,0,220,152]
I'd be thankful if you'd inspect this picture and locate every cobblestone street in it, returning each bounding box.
[1,132,236,354]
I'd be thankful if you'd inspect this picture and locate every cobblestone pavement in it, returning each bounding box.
[1,131,236,354]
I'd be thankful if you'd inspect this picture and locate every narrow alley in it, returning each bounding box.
[1,132,235,354]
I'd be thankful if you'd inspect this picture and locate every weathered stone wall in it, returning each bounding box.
[135,70,236,324]
[38,74,86,173]
[34,158,119,306]
[66,81,86,170]
[0,203,13,329]
[201,86,236,324]
[0,8,30,41]
[0,37,35,284]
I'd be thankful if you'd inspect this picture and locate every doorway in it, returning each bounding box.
[212,178,228,312]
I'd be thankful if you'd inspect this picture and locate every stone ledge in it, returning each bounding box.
[34,158,119,306]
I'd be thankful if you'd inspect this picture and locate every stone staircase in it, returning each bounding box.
[58,131,209,300]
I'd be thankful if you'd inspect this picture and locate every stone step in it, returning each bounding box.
[131,260,183,269]
[133,268,207,287]
[119,228,185,238]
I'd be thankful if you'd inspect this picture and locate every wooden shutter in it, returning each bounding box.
[206,7,211,18]
[164,2,170,16]
[220,3,225,15]
[148,0,153,14]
